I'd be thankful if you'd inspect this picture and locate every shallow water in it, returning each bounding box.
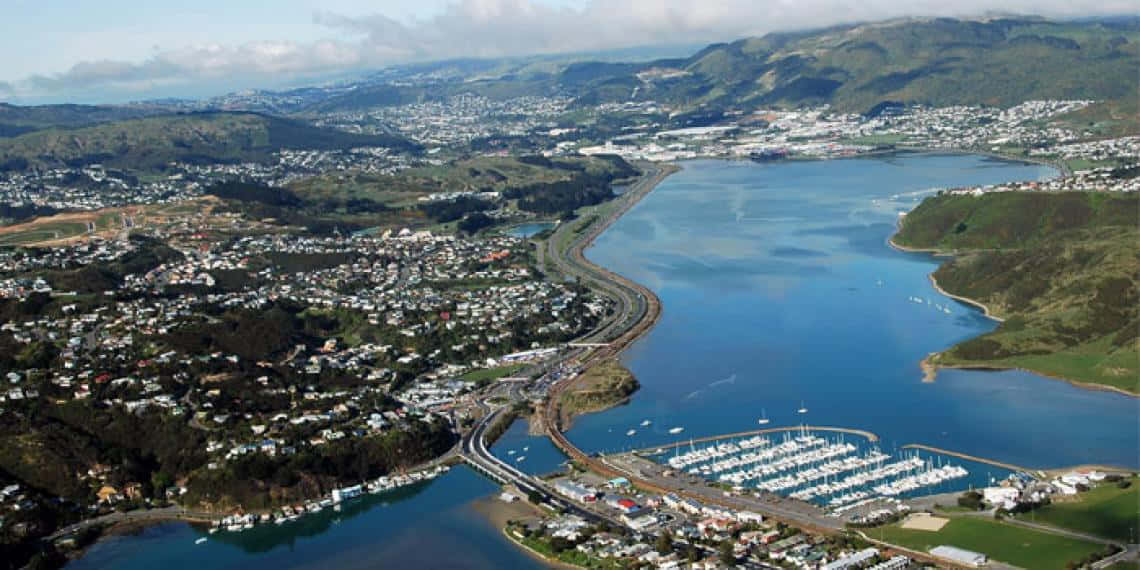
[69,153,1138,568]
[66,467,544,570]
[572,154,1138,470]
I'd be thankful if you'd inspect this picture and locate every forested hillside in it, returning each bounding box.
[893,191,1139,392]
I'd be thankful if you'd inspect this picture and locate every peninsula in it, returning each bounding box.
[892,189,1139,395]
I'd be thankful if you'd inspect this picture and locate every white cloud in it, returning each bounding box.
[6,0,1137,101]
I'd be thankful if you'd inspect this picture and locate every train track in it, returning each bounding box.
[532,164,855,535]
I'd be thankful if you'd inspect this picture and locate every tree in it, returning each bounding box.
[718,540,736,565]
[656,530,673,555]
[550,536,573,553]
[686,546,699,562]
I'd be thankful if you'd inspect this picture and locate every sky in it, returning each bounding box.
[1,0,1135,104]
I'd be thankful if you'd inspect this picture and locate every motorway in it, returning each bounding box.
[460,402,621,528]
[454,162,861,536]
[455,164,675,528]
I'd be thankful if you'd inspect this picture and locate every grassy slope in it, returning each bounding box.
[289,155,633,212]
[595,18,1140,113]
[877,516,1104,570]
[1030,480,1140,543]
[892,191,1139,393]
[300,19,1140,115]
[0,112,416,172]
[1053,98,1140,140]
[0,102,169,136]
[559,358,639,421]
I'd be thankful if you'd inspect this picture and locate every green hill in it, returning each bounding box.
[893,191,1139,393]
[0,111,418,172]
[0,102,171,137]
[662,17,1140,112]
[304,18,1140,116]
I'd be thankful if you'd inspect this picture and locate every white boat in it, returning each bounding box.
[195,537,208,545]
[523,446,529,451]
[516,456,526,462]
[640,419,651,427]
[626,429,637,436]
[758,409,770,425]
[507,450,515,455]
[669,427,684,434]
[797,401,808,414]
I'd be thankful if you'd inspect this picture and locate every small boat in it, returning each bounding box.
[758,409,770,425]
[669,427,684,434]
[195,537,208,545]
[507,450,515,455]
[523,446,529,451]
[626,429,637,436]
[516,456,526,462]
[640,419,651,427]
[797,401,808,414]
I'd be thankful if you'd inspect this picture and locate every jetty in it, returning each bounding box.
[901,443,1033,474]
[632,425,879,455]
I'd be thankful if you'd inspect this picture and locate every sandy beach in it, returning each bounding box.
[470,494,583,569]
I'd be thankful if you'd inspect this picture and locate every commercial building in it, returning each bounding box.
[931,545,987,567]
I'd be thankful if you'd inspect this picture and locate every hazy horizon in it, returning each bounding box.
[2,0,1137,105]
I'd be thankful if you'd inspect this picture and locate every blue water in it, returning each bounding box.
[68,153,1139,568]
[505,222,556,238]
[67,467,543,570]
[491,418,569,477]
[573,154,1139,470]
[647,430,1013,504]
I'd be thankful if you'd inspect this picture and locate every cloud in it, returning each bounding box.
[6,0,1137,100]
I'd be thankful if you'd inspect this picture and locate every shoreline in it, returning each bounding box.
[926,272,1004,322]
[889,219,1138,398]
[500,526,584,570]
[545,163,676,429]
[920,355,1139,398]
[894,145,1070,176]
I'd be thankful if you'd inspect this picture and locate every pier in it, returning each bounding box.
[631,425,880,455]
[901,443,1037,475]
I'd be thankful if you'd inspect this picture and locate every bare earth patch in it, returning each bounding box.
[901,513,950,531]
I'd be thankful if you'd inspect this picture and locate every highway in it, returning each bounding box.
[453,163,870,538]
[460,402,620,528]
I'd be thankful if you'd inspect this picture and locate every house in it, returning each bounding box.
[123,482,143,500]
[621,507,657,530]
[697,517,736,535]
[982,486,1020,509]
[555,481,596,503]
[96,485,121,503]
[822,547,878,570]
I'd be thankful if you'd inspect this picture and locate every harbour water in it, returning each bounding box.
[573,154,1139,470]
[68,153,1138,568]
[66,467,544,570]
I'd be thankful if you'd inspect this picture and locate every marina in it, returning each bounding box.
[631,426,1004,516]
[572,155,1137,471]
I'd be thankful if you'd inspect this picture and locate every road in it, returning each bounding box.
[48,506,222,540]
[460,163,846,534]
[459,402,620,528]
